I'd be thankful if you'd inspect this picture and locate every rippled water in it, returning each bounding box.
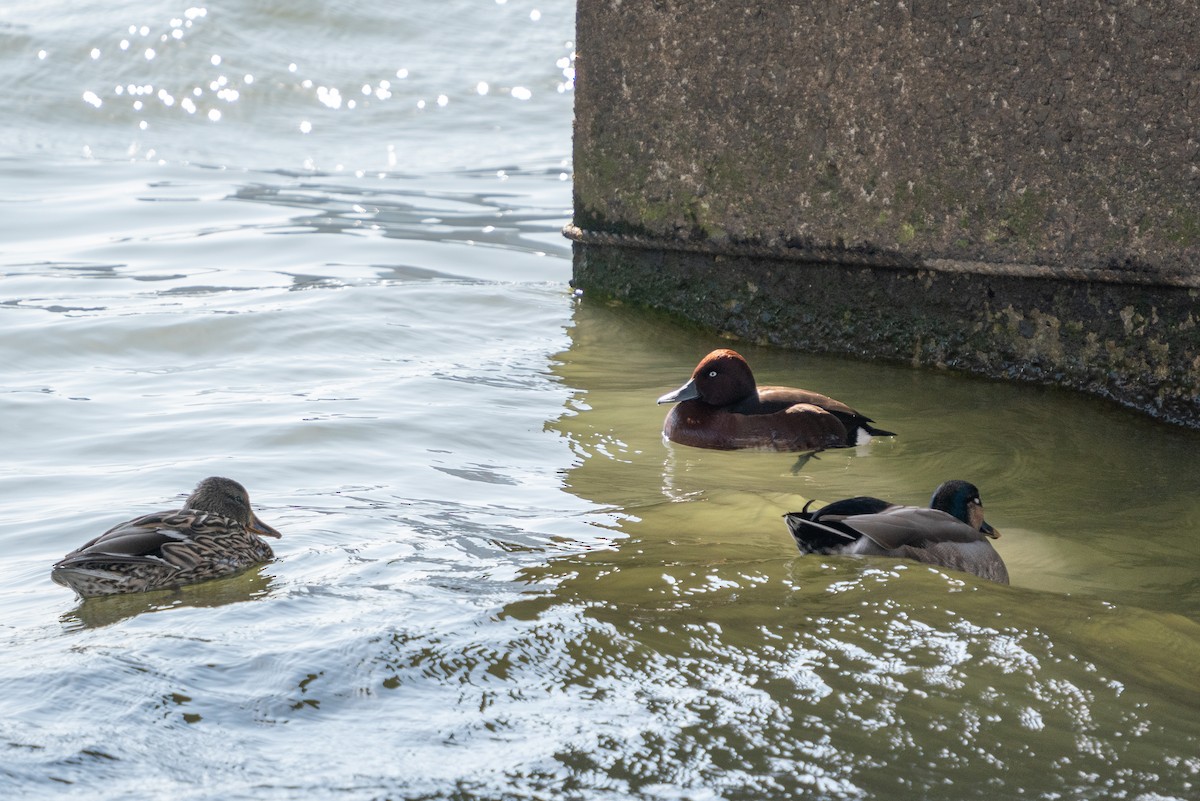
[4,3,1200,800]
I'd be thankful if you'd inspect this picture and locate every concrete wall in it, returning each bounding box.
[568,0,1200,426]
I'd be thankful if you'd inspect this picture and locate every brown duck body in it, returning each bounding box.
[658,349,892,451]
[51,477,281,598]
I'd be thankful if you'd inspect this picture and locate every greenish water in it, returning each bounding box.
[538,299,1200,797]
[555,299,1200,611]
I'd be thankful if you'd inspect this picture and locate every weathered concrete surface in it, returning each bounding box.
[569,0,1200,426]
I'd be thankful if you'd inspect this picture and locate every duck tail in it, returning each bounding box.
[782,511,856,553]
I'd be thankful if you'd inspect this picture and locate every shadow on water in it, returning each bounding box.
[59,566,277,631]
[505,295,1200,799]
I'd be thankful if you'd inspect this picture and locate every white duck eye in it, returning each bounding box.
[708,370,717,377]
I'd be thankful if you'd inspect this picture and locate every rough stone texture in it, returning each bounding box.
[570,0,1200,426]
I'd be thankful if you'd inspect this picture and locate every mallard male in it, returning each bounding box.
[783,479,1008,584]
[52,476,281,597]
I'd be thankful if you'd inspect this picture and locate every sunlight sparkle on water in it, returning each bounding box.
[318,86,343,109]
[34,0,576,175]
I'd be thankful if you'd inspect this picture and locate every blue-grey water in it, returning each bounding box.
[3,3,1200,800]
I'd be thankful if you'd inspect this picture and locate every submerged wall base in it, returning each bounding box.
[569,232,1200,429]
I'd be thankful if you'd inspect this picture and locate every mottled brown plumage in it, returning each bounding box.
[52,477,281,597]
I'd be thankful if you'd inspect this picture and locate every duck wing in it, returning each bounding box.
[833,506,991,551]
[758,387,893,438]
[54,510,232,571]
[755,386,859,416]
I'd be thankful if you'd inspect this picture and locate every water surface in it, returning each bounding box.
[3,2,1200,800]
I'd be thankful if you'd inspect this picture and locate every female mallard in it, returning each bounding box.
[656,349,893,451]
[782,480,1009,584]
[51,476,282,597]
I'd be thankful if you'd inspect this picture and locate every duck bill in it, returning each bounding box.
[657,378,701,405]
[249,514,283,538]
[981,520,1000,539]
